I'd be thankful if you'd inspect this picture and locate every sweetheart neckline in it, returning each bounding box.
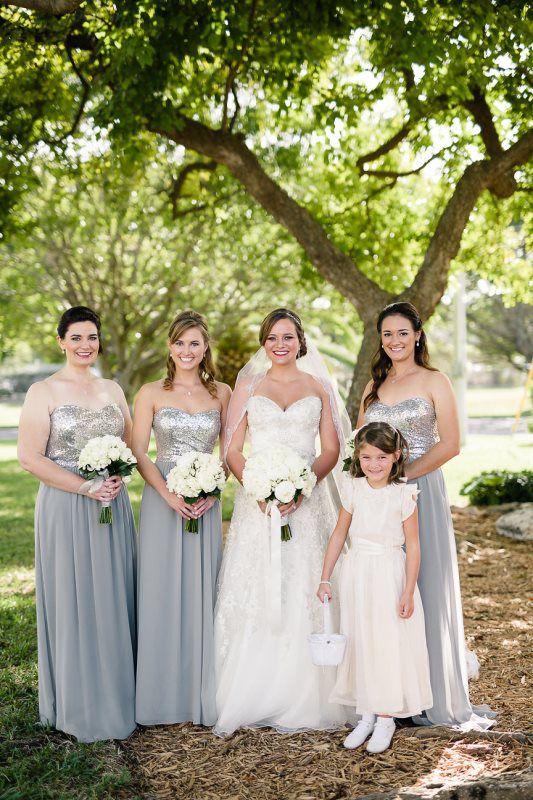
[154,406,220,418]
[249,395,322,413]
[372,396,434,411]
[50,402,121,415]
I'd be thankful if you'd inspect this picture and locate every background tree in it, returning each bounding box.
[0,1,531,416]
[0,151,357,398]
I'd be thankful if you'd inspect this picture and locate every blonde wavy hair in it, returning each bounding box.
[163,310,218,398]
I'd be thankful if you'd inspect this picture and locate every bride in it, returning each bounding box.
[214,308,353,735]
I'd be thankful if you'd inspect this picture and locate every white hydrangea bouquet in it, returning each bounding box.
[242,444,316,541]
[166,451,226,533]
[78,435,137,524]
[342,430,358,472]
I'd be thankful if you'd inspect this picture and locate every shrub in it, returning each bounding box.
[460,470,533,506]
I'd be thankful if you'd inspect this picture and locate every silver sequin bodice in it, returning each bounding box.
[45,403,125,468]
[364,397,439,460]
[153,407,220,461]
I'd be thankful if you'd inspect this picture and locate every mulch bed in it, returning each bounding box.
[121,506,532,799]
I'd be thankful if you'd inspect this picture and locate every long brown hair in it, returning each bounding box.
[363,302,436,411]
[259,308,308,358]
[350,422,408,484]
[163,310,218,398]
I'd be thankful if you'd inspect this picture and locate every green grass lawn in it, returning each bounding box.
[466,385,530,418]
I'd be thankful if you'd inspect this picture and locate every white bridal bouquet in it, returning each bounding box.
[242,444,317,541]
[166,451,226,533]
[78,435,137,524]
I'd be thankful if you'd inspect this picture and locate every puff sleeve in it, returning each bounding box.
[401,481,420,521]
[339,473,355,515]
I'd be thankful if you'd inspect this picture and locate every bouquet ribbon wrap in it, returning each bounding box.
[265,501,288,633]
[79,470,112,520]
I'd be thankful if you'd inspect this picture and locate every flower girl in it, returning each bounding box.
[317,422,433,753]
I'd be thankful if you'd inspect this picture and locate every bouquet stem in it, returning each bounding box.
[281,523,292,542]
[185,518,199,534]
[99,502,112,524]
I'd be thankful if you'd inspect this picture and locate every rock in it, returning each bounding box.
[496,504,533,541]
[356,770,533,799]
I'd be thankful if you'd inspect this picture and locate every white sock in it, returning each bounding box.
[361,713,376,724]
[376,716,394,728]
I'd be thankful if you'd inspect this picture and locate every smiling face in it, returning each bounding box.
[357,442,398,486]
[262,318,300,365]
[57,321,100,367]
[380,314,420,365]
[168,326,207,373]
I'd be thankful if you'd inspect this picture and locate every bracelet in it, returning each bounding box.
[319,580,332,586]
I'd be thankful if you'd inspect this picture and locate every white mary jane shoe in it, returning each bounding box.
[366,719,395,753]
[343,720,375,749]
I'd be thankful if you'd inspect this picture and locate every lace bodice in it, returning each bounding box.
[153,407,220,461]
[364,397,439,460]
[246,395,322,463]
[45,403,124,468]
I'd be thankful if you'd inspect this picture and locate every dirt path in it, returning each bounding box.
[122,507,532,799]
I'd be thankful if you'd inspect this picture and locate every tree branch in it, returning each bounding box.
[462,85,517,197]
[356,123,412,169]
[0,0,83,14]
[402,128,533,319]
[220,0,258,132]
[169,160,217,219]
[150,117,389,319]
[360,148,448,179]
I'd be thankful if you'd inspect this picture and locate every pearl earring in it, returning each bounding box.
[416,340,420,347]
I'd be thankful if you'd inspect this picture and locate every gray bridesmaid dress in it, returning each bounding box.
[135,407,222,726]
[365,398,494,728]
[35,403,137,743]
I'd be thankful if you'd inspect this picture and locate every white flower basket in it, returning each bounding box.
[308,596,347,667]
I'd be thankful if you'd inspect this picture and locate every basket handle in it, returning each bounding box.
[323,594,333,635]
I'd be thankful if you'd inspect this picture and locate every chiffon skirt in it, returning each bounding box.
[135,461,222,726]
[412,469,495,729]
[35,482,137,742]
[330,543,433,717]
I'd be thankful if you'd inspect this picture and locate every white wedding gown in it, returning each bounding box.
[214,394,352,736]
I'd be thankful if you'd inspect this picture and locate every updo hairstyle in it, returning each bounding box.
[259,308,307,358]
[57,306,102,353]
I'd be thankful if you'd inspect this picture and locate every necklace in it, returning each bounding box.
[389,367,417,384]
[172,381,201,396]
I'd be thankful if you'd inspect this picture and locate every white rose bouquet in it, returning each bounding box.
[166,451,226,533]
[78,435,137,524]
[242,444,317,541]
[342,429,360,472]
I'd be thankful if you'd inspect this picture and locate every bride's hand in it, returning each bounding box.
[277,495,304,517]
[257,500,268,514]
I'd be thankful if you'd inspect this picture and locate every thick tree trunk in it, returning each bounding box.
[151,118,532,412]
[346,323,381,423]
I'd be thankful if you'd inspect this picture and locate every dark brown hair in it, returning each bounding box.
[163,310,217,398]
[350,422,409,483]
[57,306,102,353]
[363,302,436,411]
[259,308,307,358]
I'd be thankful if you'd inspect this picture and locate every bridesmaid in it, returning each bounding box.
[133,310,230,726]
[357,301,494,729]
[18,306,136,742]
